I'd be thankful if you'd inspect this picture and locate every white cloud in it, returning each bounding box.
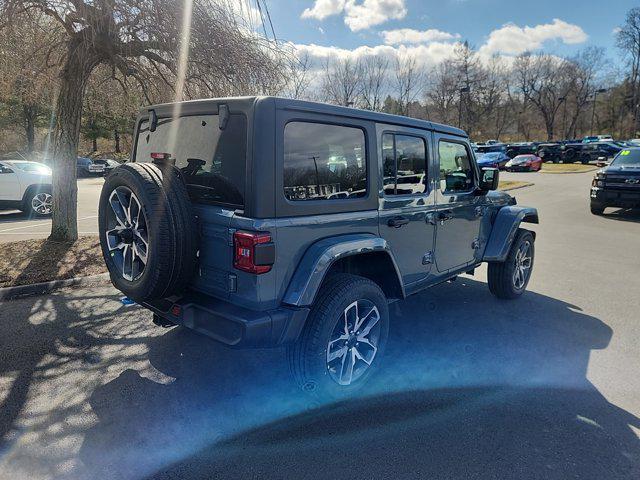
[301,0,407,31]
[480,18,588,56]
[381,28,461,45]
[302,0,346,21]
[294,41,459,69]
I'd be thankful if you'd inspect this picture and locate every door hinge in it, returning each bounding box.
[422,251,434,265]
[475,206,486,218]
[472,238,481,250]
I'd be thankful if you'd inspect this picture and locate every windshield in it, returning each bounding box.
[611,149,640,166]
[11,162,51,174]
[135,113,247,207]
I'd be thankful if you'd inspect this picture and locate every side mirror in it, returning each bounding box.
[479,167,499,191]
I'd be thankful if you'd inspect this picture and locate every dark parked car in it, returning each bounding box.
[536,143,563,163]
[475,142,507,154]
[77,157,106,177]
[476,152,510,169]
[93,158,121,176]
[505,142,539,159]
[561,142,623,164]
[98,97,539,397]
[590,147,640,214]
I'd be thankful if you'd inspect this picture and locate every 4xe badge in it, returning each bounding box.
[624,178,640,184]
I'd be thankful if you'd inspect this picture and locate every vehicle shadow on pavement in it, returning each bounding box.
[67,277,640,480]
[0,210,32,224]
[601,208,640,223]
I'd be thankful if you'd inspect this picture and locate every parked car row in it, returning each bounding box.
[473,137,631,165]
[77,157,121,177]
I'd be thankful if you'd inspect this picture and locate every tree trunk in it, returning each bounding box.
[92,135,98,152]
[50,42,98,242]
[114,129,121,153]
[24,106,35,154]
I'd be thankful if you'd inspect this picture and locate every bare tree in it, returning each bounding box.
[0,11,61,153]
[321,57,363,106]
[360,56,388,111]
[616,7,640,136]
[394,56,422,116]
[514,53,572,141]
[0,0,285,241]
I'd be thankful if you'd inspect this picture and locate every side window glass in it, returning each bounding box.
[395,135,427,195]
[383,133,427,196]
[382,134,396,194]
[284,122,367,201]
[439,141,474,193]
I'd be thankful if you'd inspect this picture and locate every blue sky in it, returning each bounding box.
[261,0,637,64]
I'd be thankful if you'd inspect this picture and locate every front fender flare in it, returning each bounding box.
[482,206,539,262]
[282,234,404,307]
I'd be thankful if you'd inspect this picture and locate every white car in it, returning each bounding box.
[0,160,53,216]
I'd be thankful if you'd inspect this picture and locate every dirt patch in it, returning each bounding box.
[541,163,598,174]
[499,180,534,191]
[0,236,106,288]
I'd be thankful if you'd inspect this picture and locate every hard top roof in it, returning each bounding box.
[142,96,467,138]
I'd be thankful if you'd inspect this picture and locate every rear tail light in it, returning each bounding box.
[233,231,275,274]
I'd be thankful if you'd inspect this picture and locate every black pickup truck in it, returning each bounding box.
[590,148,640,214]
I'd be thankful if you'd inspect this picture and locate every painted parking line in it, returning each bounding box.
[0,215,98,234]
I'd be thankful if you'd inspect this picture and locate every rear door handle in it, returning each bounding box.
[387,216,410,228]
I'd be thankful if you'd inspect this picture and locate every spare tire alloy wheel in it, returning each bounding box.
[105,186,148,281]
[327,299,381,386]
[31,192,52,216]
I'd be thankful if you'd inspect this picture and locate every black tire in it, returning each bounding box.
[590,202,605,215]
[580,154,590,164]
[288,273,389,398]
[22,185,52,217]
[563,148,576,163]
[98,162,198,302]
[488,229,535,300]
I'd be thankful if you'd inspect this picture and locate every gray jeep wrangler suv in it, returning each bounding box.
[98,97,538,396]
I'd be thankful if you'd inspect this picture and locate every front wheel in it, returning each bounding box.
[23,186,52,217]
[288,274,389,398]
[488,229,535,300]
[590,202,605,215]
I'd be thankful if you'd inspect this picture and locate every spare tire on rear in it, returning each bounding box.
[98,162,198,302]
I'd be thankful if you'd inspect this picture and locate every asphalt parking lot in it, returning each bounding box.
[0,177,103,243]
[1,170,639,480]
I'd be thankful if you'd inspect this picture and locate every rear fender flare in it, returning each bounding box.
[282,234,404,307]
[483,206,539,262]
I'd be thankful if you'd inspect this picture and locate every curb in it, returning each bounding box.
[540,167,598,174]
[500,182,534,192]
[0,273,110,301]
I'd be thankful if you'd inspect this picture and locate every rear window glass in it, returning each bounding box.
[135,114,247,207]
[283,122,367,201]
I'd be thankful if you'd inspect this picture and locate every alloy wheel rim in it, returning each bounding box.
[326,299,381,386]
[105,186,149,281]
[513,240,532,290]
[31,193,52,215]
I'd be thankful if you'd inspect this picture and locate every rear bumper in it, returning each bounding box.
[143,292,309,348]
[591,187,640,207]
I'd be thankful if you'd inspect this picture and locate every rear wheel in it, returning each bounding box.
[488,229,535,300]
[288,274,389,398]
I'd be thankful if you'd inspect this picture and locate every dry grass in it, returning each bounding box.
[540,163,598,173]
[0,236,106,288]
[499,180,534,191]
